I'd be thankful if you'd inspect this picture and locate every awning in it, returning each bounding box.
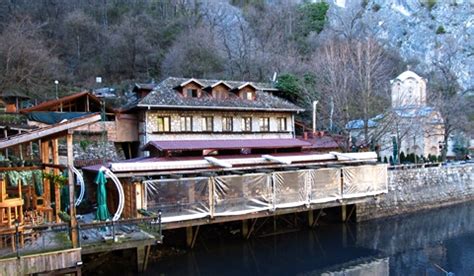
[142,138,311,152]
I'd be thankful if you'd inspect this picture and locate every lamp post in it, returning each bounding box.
[54,80,59,99]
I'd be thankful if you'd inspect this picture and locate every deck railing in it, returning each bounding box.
[0,216,162,260]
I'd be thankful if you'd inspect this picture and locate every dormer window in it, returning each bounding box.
[236,82,258,101]
[186,89,198,98]
[243,91,253,100]
[209,81,232,100]
[175,78,204,98]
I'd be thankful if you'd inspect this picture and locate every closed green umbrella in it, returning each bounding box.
[95,170,110,221]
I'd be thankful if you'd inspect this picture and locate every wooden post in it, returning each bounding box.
[186,227,193,248]
[67,132,79,248]
[341,204,347,222]
[41,140,51,221]
[86,95,90,112]
[136,246,146,272]
[52,139,60,223]
[18,130,23,160]
[4,129,8,159]
[308,210,314,227]
[242,219,249,238]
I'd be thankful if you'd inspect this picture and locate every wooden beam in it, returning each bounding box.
[204,156,232,168]
[0,114,101,149]
[67,133,79,248]
[262,154,292,165]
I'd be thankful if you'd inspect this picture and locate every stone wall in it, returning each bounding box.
[356,164,474,221]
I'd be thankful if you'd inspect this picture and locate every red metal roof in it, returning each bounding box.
[19,91,114,113]
[143,138,311,151]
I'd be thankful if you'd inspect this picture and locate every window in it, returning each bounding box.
[243,91,253,100]
[222,116,233,132]
[186,89,198,98]
[260,117,270,132]
[242,117,252,132]
[157,116,170,132]
[180,116,193,131]
[277,117,287,131]
[202,116,213,132]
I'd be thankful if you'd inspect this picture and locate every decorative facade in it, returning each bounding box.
[348,70,444,162]
[133,77,304,156]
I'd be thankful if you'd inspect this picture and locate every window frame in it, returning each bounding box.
[156,116,171,132]
[186,89,198,98]
[277,117,287,131]
[241,117,252,132]
[260,117,270,132]
[180,115,193,131]
[245,91,253,100]
[222,116,233,132]
[202,116,214,132]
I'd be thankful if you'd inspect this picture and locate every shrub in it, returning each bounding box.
[436,25,446,34]
[427,0,437,10]
[372,4,381,12]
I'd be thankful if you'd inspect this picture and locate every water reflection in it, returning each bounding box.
[147,201,474,275]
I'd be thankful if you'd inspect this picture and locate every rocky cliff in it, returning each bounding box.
[326,0,473,89]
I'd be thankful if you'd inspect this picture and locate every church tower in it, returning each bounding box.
[390,70,427,109]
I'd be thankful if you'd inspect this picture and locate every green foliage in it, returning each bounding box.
[383,156,388,163]
[230,0,266,10]
[275,73,318,105]
[426,0,437,10]
[79,140,91,151]
[372,4,381,12]
[436,25,446,34]
[400,151,406,163]
[275,74,301,102]
[43,172,68,187]
[389,156,394,165]
[453,135,469,159]
[437,155,443,162]
[0,113,27,125]
[297,1,329,36]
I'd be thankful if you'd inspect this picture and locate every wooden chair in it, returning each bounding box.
[0,177,25,249]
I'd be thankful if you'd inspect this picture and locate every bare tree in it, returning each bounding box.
[0,18,62,98]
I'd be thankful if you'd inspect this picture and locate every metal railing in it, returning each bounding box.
[0,223,72,259]
[0,214,162,260]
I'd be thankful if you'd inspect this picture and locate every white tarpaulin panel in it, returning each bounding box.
[272,170,309,209]
[213,173,272,216]
[144,177,210,223]
[342,164,388,198]
[309,168,342,203]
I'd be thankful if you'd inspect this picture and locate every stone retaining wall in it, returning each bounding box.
[356,164,474,221]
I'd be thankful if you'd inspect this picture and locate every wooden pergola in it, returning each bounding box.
[0,113,101,248]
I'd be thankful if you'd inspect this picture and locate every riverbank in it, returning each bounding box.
[86,200,474,275]
[356,163,474,221]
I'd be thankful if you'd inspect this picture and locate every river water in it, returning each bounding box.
[140,201,474,276]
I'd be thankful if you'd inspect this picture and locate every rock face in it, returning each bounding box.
[356,163,474,221]
[326,0,473,89]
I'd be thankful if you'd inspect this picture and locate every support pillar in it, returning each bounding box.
[308,210,314,227]
[186,227,193,248]
[242,219,249,238]
[67,132,79,248]
[341,204,347,222]
[136,246,148,272]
